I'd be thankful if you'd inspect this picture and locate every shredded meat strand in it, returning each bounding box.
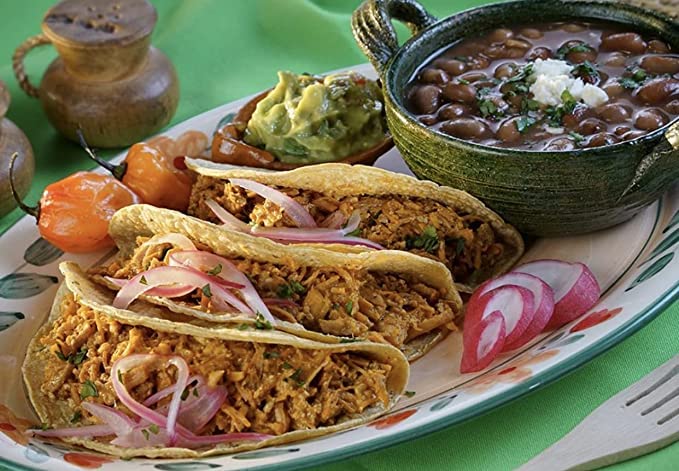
[38,295,392,437]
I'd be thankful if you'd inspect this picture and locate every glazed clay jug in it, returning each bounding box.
[0,80,35,217]
[12,0,179,148]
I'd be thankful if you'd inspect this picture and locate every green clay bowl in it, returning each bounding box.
[352,0,679,236]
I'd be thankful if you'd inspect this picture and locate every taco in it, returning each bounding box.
[91,204,463,360]
[23,262,408,458]
[184,158,524,292]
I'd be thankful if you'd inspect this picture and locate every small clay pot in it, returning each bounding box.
[12,0,179,148]
[211,90,394,170]
[0,80,35,217]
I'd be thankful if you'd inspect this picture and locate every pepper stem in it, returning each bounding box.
[8,152,40,219]
[76,129,127,180]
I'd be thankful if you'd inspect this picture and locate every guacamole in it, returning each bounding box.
[243,71,386,164]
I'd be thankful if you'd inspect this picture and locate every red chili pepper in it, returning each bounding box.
[79,131,193,212]
[9,153,140,253]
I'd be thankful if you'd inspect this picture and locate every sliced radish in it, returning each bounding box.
[513,259,600,329]
[470,272,555,350]
[460,311,506,373]
[464,285,535,348]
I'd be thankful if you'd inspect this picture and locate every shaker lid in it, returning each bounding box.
[42,0,157,47]
[0,80,9,121]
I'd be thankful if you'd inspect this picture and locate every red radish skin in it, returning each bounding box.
[470,272,556,351]
[461,311,506,373]
[513,259,601,329]
[464,285,535,348]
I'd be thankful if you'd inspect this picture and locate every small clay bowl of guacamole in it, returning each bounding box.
[211,71,393,170]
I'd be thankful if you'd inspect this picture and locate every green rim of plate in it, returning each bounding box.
[1,201,677,471]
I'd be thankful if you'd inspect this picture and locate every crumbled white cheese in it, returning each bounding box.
[527,58,608,108]
[545,125,565,134]
[531,58,573,78]
[580,83,609,107]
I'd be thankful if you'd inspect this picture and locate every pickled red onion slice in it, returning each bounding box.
[460,311,506,373]
[111,266,251,315]
[228,178,316,228]
[82,402,135,437]
[105,276,196,298]
[31,424,114,438]
[206,199,251,233]
[168,250,275,325]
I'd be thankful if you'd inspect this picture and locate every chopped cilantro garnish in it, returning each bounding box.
[507,63,534,84]
[456,238,465,256]
[207,264,222,276]
[117,369,123,382]
[340,338,359,343]
[345,228,361,237]
[56,345,88,365]
[193,387,199,397]
[80,380,98,399]
[139,275,148,285]
[404,391,416,398]
[478,99,499,118]
[569,132,585,145]
[55,350,67,361]
[181,386,190,400]
[142,429,150,440]
[520,97,540,113]
[516,116,537,133]
[238,323,250,331]
[572,60,600,81]
[458,78,470,85]
[454,56,468,62]
[556,42,593,59]
[345,301,353,315]
[282,361,293,370]
[70,411,82,423]
[277,280,306,299]
[406,226,440,254]
[290,368,305,387]
[561,90,577,113]
[40,423,52,431]
[633,69,647,82]
[148,424,160,434]
[264,351,280,359]
[254,312,273,330]
[201,283,212,298]
[619,77,638,89]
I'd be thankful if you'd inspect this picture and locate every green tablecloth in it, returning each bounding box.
[0,1,677,469]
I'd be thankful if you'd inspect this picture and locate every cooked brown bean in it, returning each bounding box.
[418,115,439,126]
[460,72,487,82]
[505,39,531,50]
[636,78,679,105]
[667,100,679,114]
[586,133,620,148]
[640,56,679,75]
[614,126,632,136]
[438,103,469,120]
[621,130,647,141]
[544,137,576,151]
[467,56,490,70]
[603,52,628,67]
[488,28,513,43]
[433,58,467,76]
[494,62,518,79]
[485,46,525,59]
[647,39,670,53]
[420,68,450,85]
[598,103,631,123]
[602,82,624,98]
[562,23,586,32]
[440,118,490,139]
[568,49,598,64]
[410,85,442,114]
[578,118,607,135]
[497,118,521,143]
[634,108,669,130]
[519,28,542,39]
[527,47,552,61]
[442,83,477,103]
[601,32,647,54]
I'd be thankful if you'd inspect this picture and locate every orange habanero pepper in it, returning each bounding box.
[79,131,193,212]
[9,153,140,253]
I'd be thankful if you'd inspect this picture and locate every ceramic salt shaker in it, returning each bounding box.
[12,0,179,148]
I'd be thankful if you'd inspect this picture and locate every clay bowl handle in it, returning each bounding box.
[352,0,437,79]
[621,121,679,198]
[12,34,52,98]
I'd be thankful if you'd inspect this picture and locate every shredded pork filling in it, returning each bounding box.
[95,237,458,348]
[37,294,392,437]
[188,176,506,283]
